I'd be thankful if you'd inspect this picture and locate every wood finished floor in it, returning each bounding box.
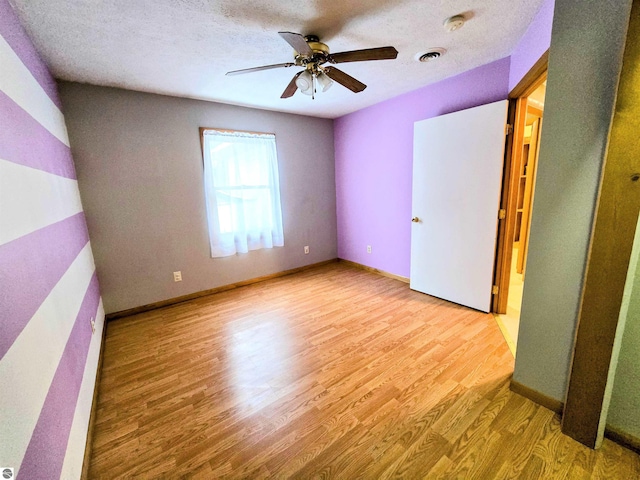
[90,262,640,479]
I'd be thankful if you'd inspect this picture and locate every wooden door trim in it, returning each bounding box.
[517,118,542,275]
[527,105,544,119]
[492,53,548,314]
[493,98,526,313]
[510,50,549,98]
[561,1,640,448]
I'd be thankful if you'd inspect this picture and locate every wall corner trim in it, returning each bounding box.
[510,379,564,414]
[105,259,339,321]
[81,316,108,479]
[605,425,640,454]
[337,259,410,284]
[510,379,640,453]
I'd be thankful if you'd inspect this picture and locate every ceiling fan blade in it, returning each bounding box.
[328,46,398,64]
[323,67,367,93]
[281,71,303,98]
[226,62,295,76]
[278,31,313,56]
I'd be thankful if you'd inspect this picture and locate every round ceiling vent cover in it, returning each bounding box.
[415,48,446,62]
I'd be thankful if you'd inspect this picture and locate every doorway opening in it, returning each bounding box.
[492,70,547,355]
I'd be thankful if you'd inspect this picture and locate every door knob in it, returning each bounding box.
[412,217,420,223]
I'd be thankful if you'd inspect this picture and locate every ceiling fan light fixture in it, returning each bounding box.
[317,72,333,92]
[296,70,313,95]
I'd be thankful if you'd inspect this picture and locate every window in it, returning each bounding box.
[201,129,284,258]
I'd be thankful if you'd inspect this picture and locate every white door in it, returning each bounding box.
[410,100,508,312]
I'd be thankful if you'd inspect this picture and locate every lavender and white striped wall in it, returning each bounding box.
[0,1,104,478]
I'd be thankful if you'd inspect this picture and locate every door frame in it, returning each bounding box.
[562,0,640,449]
[492,51,549,314]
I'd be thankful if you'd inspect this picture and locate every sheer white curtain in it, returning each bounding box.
[202,130,284,257]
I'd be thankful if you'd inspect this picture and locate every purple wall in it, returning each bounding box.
[0,0,62,109]
[335,58,511,278]
[334,0,554,279]
[0,1,104,478]
[509,0,555,92]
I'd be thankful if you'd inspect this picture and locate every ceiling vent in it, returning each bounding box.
[416,48,446,62]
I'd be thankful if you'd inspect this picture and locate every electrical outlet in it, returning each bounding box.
[90,317,95,334]
[367,245,372,254]
[304,246,310,254]
[173,271,182,282]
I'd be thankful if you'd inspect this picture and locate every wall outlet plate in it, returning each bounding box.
[304,246,310,254]
[367,245,372,254]
[173,271,182,282]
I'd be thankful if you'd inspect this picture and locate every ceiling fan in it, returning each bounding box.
[226,32,398,99]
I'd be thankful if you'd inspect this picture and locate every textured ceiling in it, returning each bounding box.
[10,0,545,119]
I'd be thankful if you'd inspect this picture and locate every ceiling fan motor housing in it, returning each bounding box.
[296,35,330,67]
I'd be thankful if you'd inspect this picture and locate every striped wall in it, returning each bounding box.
[0,1,105,479]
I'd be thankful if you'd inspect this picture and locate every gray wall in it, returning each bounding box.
[59,83,337,314]
[608,216,640,440]
[513,0,633,400]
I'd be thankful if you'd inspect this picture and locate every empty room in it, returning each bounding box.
[2,0,640,478]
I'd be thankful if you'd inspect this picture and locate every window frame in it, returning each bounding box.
[199,127,284,257]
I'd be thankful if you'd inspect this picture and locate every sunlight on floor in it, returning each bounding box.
[228,318,292,415]
[494,246,524,356]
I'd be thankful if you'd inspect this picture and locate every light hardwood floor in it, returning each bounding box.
[90,262,640,478]
[494,246,524,356]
